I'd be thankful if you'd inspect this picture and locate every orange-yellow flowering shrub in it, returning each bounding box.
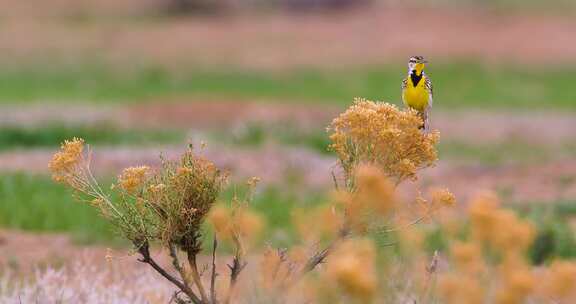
[48,137,85,186]
[435,192,576,304]
[118,166,150,194]
[328,98,439,186]
[542,260,576,301]
[49,98,576,304]
[438,273,484,304]
[50,142,229,303]
[208,202,264,251]
[322,239,377,301]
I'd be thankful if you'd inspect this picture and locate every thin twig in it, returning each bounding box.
[423,251,439,304]
[294,227,350,284]
[301,244,332,275]
[224,254,247,304]
[330,169,340,191]
[229,255,247,284]
[138,242,201,304]
[383,213,430,233]
[210,236,218,304]
[168,291,185,304]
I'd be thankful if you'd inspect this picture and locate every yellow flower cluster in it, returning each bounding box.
[355,164,396,212]
[542,261,576,301]
[430,187,456,207]
[468,192,535,256]
[259,246,307,290]
[118,166,150,194]
[208,205,263,249]
[323,239,377,301]
[148,183,166,194]
[438,273,484,304]
[260,247,289,288]
[328,98,439,184]
[293,205,343,241]
[176,166,193,177]
[496,266,535,304]
[336,165,398,231]
[48,137,84,183]
[437,192,575,304]
[450,241,484,275]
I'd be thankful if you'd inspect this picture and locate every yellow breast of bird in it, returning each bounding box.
[403,76,430,112]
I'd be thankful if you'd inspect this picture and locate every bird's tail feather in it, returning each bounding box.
[419,111,430,133]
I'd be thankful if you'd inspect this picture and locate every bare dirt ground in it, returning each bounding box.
[0,229,108,274]
[0,230,181,302]
[0,229,260,303]
[125,100,341,129]
[1,7,575,68]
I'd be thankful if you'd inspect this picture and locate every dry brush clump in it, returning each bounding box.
[328,98,439,187]
[50,141,231,303]
[46,98,576,303]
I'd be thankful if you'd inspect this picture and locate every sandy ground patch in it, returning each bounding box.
[125,100,341,129]
[0,104,120,127]
[0,230,183,302]
[0,230,265,303]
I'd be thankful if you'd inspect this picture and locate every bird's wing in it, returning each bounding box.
[401,78,408,106]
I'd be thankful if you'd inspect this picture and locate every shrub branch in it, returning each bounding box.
[137,241,201,304]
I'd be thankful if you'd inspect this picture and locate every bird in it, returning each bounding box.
[402,56,433,132]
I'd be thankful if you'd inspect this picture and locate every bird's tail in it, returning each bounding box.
[419,111,430,133]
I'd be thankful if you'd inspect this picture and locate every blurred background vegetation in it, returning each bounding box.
[0,0,575,268]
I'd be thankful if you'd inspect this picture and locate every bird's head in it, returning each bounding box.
[408,56,427,75]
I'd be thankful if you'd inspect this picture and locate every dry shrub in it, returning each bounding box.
[50,143,228,303]
[328,98,439,187]
[47,99,576,303]
[436,192,576,304]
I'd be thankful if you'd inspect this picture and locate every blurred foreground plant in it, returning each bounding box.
[50,139,233,303]
[49,99,576,303]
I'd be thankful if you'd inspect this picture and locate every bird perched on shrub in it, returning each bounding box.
[402,56,433,132]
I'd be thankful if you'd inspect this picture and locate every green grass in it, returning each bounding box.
[512,201,576,263]
[0,173,118,244]
[0,123,185,150]
[443,140,576,165]
[0,173,326,246]
[438,140,576,165]
[213,122,332,154]
[0,62,575,109]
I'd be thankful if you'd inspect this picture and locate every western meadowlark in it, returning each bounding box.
[402,55,433,132]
